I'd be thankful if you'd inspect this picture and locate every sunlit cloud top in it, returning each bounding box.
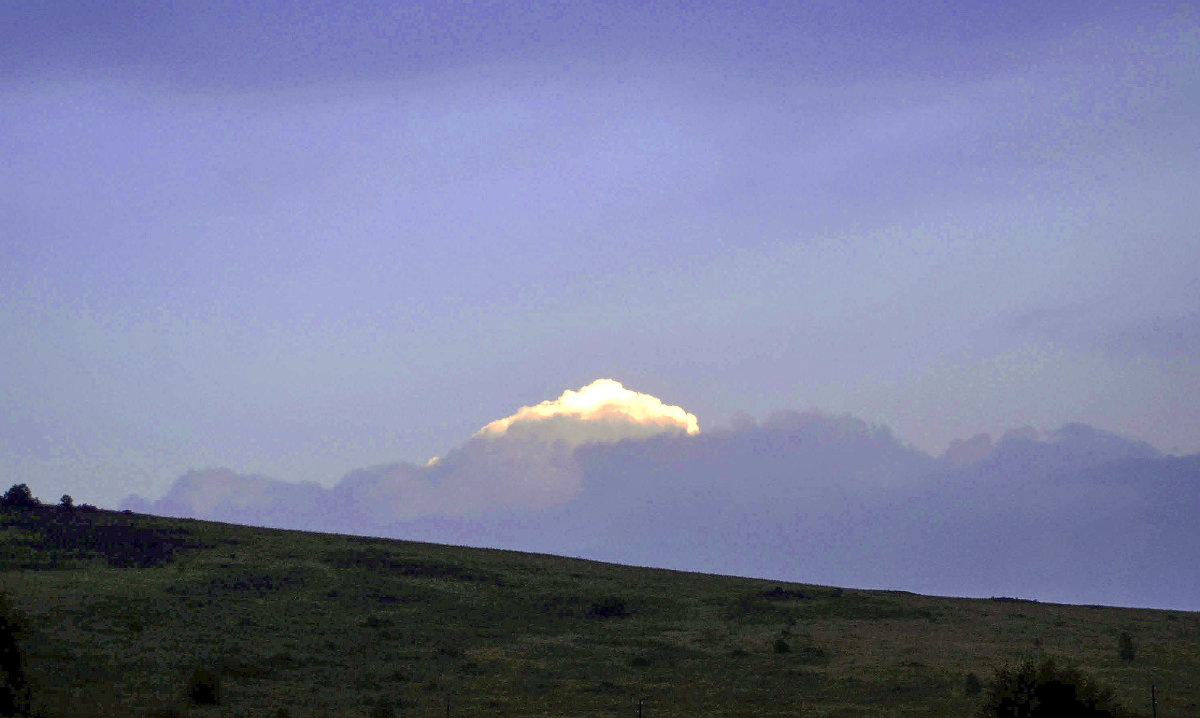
[477,379,700,441]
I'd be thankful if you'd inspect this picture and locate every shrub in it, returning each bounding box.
[0,593,30,716]
[587,597,628,619]
[964,671,983,696]
[369,697,396,718]
[185,666,221,705]
[1118,632,1135,661]
[773,638,790,654]
[976,656,1131,717]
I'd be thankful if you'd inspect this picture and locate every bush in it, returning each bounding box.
[369,697,396,718]
[587,597,628,618]
[185,666,221,705]
[976,656,1131,718]
[773,638,790,654]
[0,593,30,716]
[1,484,38,509]
[964,671,983,696]
[1118,632,1135,661]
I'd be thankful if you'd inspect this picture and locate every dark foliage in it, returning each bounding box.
[977,657,1131,718]
[186,666,221,705]
[759,586,809,601]
[1,484,38,509]
[0,593,30,716]
[1118,632,1135,661]
[58,494,73,510]
[587,597,628,619]
[0,508,209,569]
[323,548,501,584]
[369,696,396,718]
[964,671,983,696]
[773,638,790,654]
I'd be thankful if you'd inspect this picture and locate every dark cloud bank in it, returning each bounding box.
[123,413,1200,611]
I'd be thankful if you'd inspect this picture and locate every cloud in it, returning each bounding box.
[122,468,329,530]
[122,404,1200,609]
[334,379,699,521]
[126,379,700,523]
[475,378,699,444]
[561,416,1195,609]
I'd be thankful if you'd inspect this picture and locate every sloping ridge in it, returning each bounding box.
[3,506,1198,717]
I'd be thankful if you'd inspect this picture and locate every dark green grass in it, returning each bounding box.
[3,506,1197,717]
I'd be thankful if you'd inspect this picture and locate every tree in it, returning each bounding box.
[0,593,30,716]
[59,494,74,511]
[977,656,1130,718]
[1,484,38,509]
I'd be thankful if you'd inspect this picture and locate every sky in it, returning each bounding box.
[2,1,1199,511]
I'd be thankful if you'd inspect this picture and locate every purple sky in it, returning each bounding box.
[2,2,1199,508]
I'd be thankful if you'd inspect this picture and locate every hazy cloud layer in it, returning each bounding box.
[127,380,700,522]
[123,403,1198,610]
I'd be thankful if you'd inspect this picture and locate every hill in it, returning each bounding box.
[2,505,1197,717]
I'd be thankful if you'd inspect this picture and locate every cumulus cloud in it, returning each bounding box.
[331,436,584,521]
[475,378,700,444]
[126,379,701,523]
[341,379,700,520]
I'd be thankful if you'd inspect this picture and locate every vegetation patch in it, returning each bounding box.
[1,506,209,569]
[185,665,221,705]
[977,656,1131,717]
[814,593,941,622]
[204,567,312,595]
[0,592,30,717]
[322,548,500,584]
[759,586,811,601]
[586,596,630,619]
[70,595,165,634]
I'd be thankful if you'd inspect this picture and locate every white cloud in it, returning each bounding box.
[348,379,702,519]
[476,378,699,444]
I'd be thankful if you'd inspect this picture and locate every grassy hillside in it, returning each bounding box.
[2,505,1197,717]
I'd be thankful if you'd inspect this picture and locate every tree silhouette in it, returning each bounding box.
[0,593,30,716]
[1,484,38,509]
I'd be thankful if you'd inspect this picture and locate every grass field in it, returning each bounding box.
[1,505,1196,717]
